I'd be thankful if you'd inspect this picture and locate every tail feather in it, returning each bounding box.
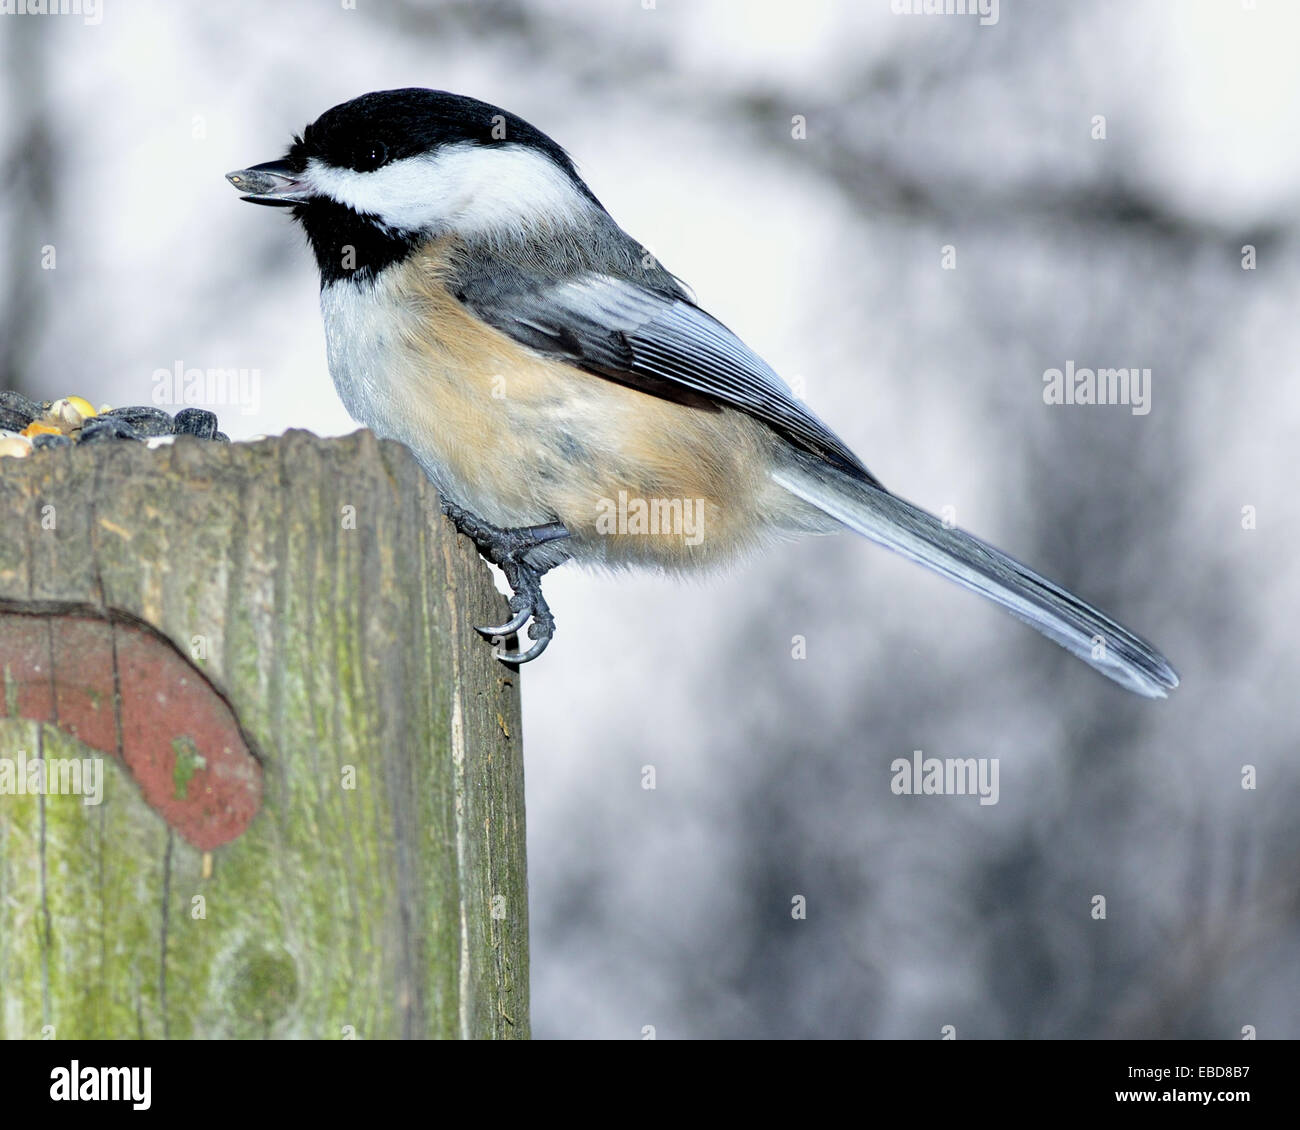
[772,457,1178,698]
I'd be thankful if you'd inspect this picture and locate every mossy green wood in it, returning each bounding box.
[0,430,527,1039]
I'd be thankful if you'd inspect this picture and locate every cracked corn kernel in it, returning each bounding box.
[48,396,97,430]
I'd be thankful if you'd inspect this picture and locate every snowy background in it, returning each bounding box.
[3,0,1297,1038]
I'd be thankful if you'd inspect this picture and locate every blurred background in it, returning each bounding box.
[3,0,1297,1038]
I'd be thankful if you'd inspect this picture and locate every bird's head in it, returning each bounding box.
[227,88,600,282]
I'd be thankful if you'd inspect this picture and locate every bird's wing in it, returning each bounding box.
[456,270,879,485]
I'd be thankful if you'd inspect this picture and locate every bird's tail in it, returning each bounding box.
[771,454,1178,698]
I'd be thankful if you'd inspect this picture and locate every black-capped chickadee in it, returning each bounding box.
[227,88,1177,695]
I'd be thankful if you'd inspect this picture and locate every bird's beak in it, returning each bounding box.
[225,159,311,207]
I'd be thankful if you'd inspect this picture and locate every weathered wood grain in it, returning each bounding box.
[0,429,528,1039]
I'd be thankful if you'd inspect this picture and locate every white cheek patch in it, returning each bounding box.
[305,142,596,239]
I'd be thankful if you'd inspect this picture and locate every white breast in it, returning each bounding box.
[319,268,547,525]
[320,274,408,431]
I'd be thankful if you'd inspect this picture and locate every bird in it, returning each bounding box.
[226,87,1178,696]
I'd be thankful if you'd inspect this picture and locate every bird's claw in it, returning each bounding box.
[475,576,556,664]
[475,602,532,640]
[443,500,568,665]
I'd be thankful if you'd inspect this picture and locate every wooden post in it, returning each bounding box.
[0,430,528,1039]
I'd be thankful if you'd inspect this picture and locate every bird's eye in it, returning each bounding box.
[353,142,388,173]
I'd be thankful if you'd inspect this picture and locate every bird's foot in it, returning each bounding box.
[441,500,570,664]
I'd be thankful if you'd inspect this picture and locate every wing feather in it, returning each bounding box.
[458,270,878,484]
